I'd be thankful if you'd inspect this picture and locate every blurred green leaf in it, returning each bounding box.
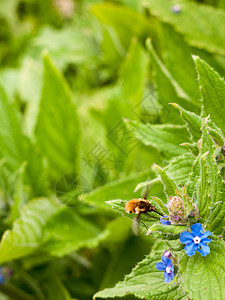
[147,40,200,121]
[144,0,225,55]
[91,3,151,48]
[0,84,47,196]
[0,198,61,264]
[42,208,108,257]
[99,234,154,290]
[18,58,43,137]
[81,169,164,209]
[119,0,142,12]
[42,276,73,300]
[119,38,147,106]
[27,26,99,69]
[35,55,80,190]
[101,26,125,71]
[0,68,19,102]
[158,24,201,100]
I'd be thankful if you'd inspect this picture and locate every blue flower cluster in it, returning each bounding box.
[156,221,213,282]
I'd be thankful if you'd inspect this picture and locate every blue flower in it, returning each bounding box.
[0,267,4,284]
[179,223,212,257]
[155,256,174,283]
[160,215,171,225]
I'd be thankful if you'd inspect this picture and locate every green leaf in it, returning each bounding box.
[35,55,80,189]
[0,84,47,196]
[81,169,164,209]
[91,3,151,48]
[99,231,154,291]
[120,0,142,12]
[101,26,125,72]
[42,276,73,300]
[119,37,147,106]
[166,153,194,186]
[42,208,108,257]
[208,125,224,147]
[180,241,225,300]
[200,122,223,206]
[6,162,29,223]
[187,121,225,234]
[188,121,217,196]
[194,56,225,135]
[153,164,178,198]
[135,153,194,197]
[147,223,186,240]
[196,153,211,220]
[146,39,200,121]
[171,103,202,142]
[181,142,199,156]
[30,26,99,69]
[144,0,225,55]
[94,253,187,299]
[125,120,188,158]
[147,40,190,100]
[0,198,62,264]
[158,23,201,100]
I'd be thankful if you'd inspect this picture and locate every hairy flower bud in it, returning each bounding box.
[167,196,185,225]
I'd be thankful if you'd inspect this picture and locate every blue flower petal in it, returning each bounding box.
[190,223,203,236]
[200,231,212,244]
[200,232,212,244]
[200,230,212,237]
[161,256,172,266]
[185,242,198,256]
[198,243,211,257]
[179,231,194,244]
[164,271,171,283]
[160,216,171,225]
[156,262,166,271]
[171,269,174,279]
[201,238,212,244]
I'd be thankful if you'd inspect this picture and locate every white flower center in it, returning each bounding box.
[193,236,201,244]
[166,266,171,274]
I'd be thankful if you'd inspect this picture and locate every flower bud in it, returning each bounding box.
[163,250,171,258]
[167,196,185,225]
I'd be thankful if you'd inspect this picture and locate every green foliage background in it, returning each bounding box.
[0,0,225,299]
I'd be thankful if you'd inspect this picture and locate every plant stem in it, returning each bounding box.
[0,283,35,300]
[19,271,45,300]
